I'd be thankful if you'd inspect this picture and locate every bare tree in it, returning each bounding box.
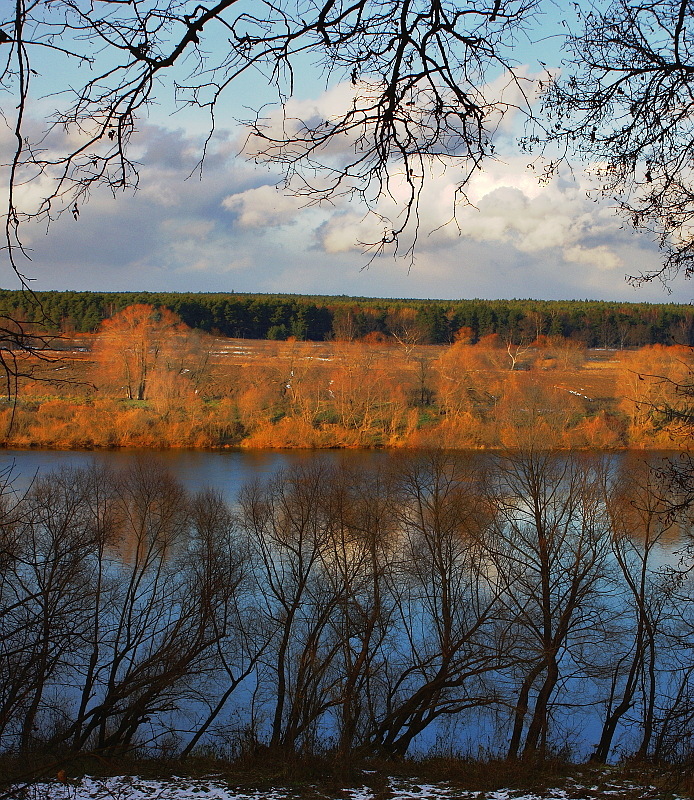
[0,317,64,408]
[650,604,694,764]
[61,461,240,756]
[3,452,694,767]
[506,337,532,371]
[179,490,258,759]
[241,461,348,753]
[7,0,694,295]
[544,0,694,284]
[1,468,98,753]
[60,465,123,753]
[484,451,613,760]
[326,465,397,759]
[364,452,501,757]
[590,462,675,763]
[1,0,538,270]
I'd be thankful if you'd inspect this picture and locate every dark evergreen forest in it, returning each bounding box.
[4,290,694,347]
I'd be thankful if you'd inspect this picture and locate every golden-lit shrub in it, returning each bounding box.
[616,345,694,444]
[2,336,693,451]
[405,412,486,448]
[240,416,326,448]
[569,412,625,449]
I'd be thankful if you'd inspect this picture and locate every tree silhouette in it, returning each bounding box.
[1,0,537,271]
[544,0,694,284]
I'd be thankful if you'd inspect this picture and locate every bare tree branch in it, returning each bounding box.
[2,0,539,272]
[543,0,694,284]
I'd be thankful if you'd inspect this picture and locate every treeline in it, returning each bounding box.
[3,289,694,347]
[2,453,692,767]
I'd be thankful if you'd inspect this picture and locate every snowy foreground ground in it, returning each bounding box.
[7,775,684,800]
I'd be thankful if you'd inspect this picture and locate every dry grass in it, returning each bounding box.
[2,751,692,799]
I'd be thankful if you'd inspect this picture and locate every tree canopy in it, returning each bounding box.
[2,289,693,347]
[544,0,694,284]
[3,1,694,281]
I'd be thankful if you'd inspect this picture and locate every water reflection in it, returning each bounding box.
[0,448,392,500]
[0,447,681,499]
[0,448,691,764]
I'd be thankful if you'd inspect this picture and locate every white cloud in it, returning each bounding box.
[2,108,685,304]
[419,159,629,267]
[317,212,387,253]
[222,184,308,228]
[480,66,549,136]
[240,81,366,167]
[220,73,637,286]
[308,159,610,259]
[564,245,623,272]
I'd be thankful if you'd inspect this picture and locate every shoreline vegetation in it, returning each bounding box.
[3,299,694,795]
[3,300,692,451]
[4,753,692,800]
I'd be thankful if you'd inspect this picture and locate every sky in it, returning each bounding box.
[4,4,693,305]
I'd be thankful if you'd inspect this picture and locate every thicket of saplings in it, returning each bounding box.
[2,453,693,781]
[8,317,694,450]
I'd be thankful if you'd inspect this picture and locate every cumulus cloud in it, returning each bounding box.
[1,106,684,303]
[222,185,308,228]
[564,245,623,272]
[449,161,628,275]
[479,66,549,137]
[455,179,611,254]
[293,148,677,300]
[240,80,367,174]
[317,212,387,253]
[310,155,632,280]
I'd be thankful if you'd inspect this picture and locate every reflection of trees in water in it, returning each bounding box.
[0,452,692,765]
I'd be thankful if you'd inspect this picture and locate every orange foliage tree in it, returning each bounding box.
[93,304,197,401]
[328,341,409,444]
[616,345,694,444]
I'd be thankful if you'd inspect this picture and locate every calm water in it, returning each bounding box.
[0,446,687,760]
[0,448,395,501]
[0,446,680,503]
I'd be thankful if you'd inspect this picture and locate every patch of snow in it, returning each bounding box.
[344,789,374,800]
[553,386,593,401]
[7,775,686,800]
[13,777,291,800]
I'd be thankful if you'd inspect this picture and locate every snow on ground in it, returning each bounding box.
[6,775,680,800]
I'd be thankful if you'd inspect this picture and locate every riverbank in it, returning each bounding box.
[3,756,690,800]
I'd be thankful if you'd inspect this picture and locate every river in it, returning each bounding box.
[0,446,690,762]
[0,447,679,500]
[0,448,385,499]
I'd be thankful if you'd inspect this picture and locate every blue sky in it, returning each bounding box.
[4,2,693,304]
